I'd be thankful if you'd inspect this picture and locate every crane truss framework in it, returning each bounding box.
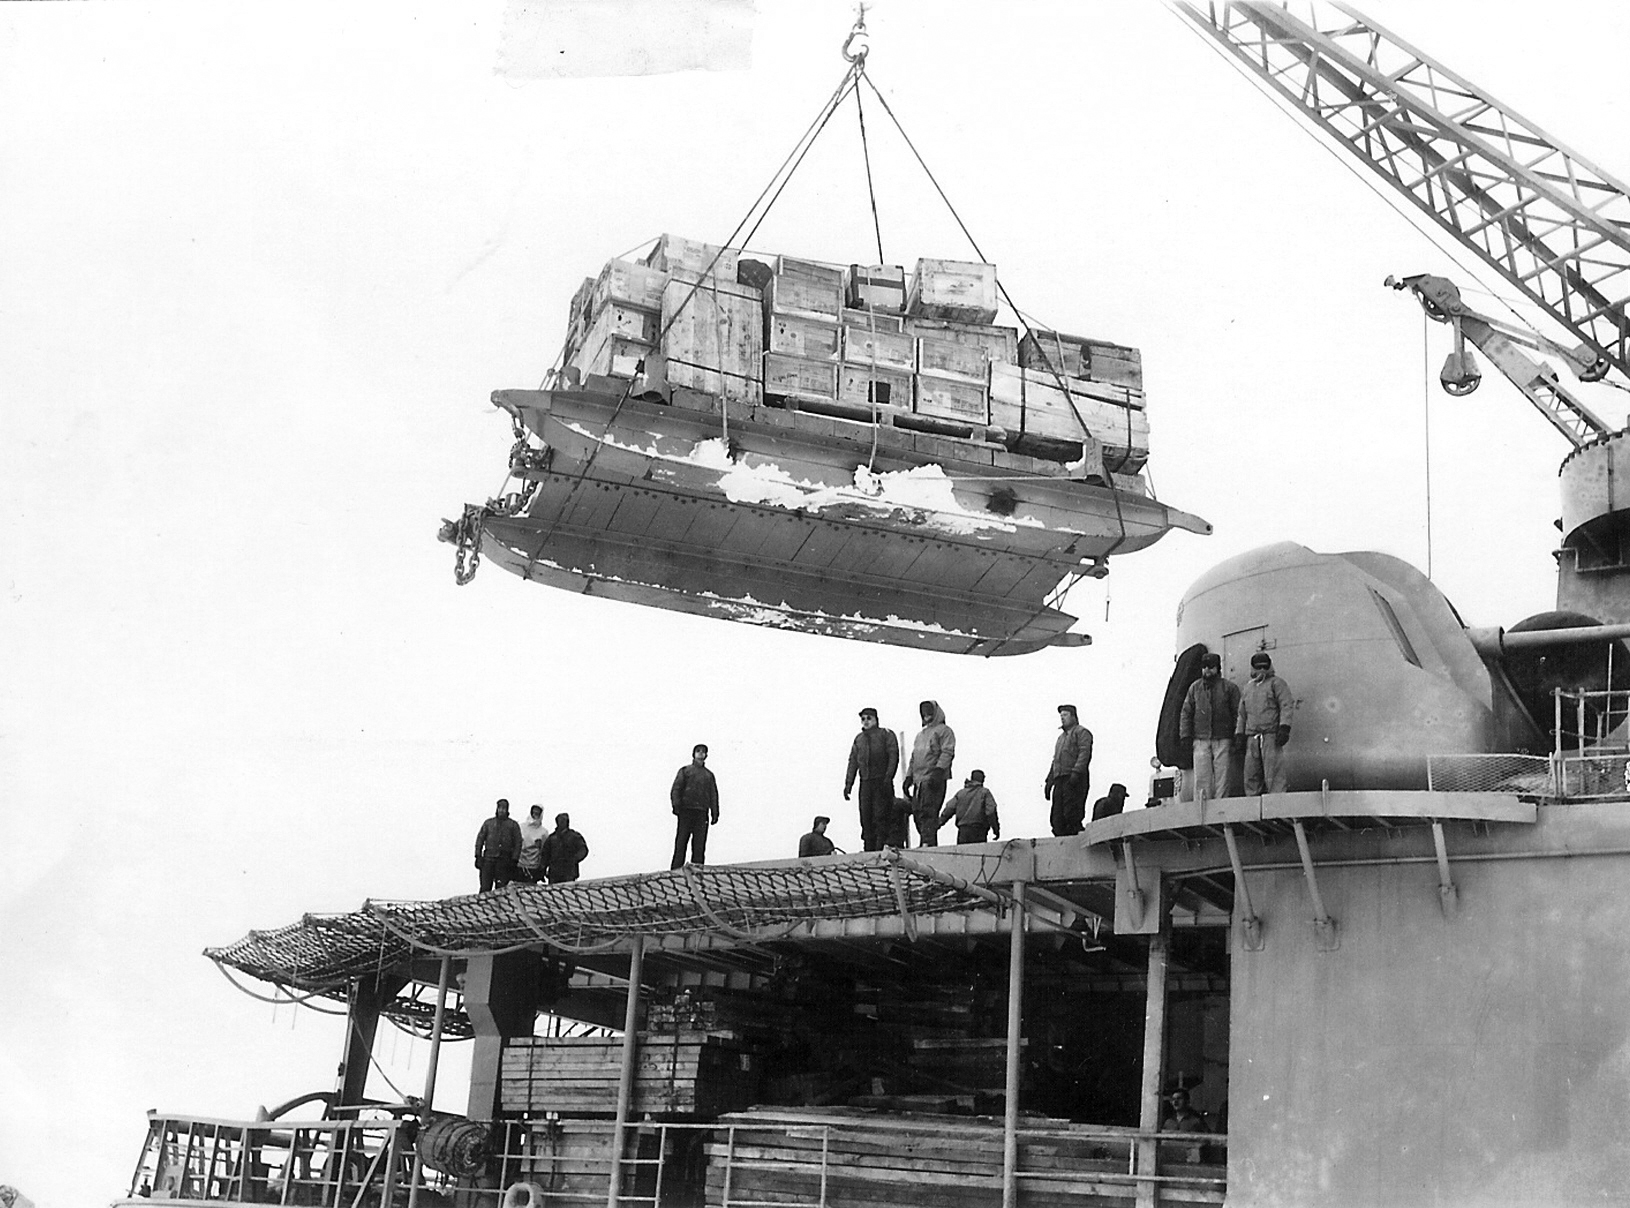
[1177,1,1630,382]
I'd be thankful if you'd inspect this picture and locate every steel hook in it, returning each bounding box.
[842,6,869,64]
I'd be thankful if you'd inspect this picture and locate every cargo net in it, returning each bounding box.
[207,855,992,998]
[1424,753,1554,795]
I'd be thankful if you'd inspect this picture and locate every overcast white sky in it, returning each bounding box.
[4,2,1628,1204]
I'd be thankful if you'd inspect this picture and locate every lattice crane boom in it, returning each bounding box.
[1170,0,1630,384]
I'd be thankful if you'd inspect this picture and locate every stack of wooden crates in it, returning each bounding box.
[559,234,1149,471]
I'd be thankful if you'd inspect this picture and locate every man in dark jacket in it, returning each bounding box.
[670,744,720,868]
[844,707,900,852]
[798,815,836,857]
[1044,705,1093,836]
[1180,653,1241,801]
[1091,782,1130,821]
[538,812,590,883]
[474,798,523,892]
[939,770,1001,844]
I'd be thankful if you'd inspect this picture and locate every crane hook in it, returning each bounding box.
[842,4,870,65]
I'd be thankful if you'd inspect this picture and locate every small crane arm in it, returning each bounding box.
[1170,1,1630,385]
[1387,273,1613,449]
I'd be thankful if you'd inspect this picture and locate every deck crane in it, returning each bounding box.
[1383,271,1613,448]
[1173,0,1630,624]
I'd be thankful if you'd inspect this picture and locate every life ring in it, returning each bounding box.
[501,1182,546,1208]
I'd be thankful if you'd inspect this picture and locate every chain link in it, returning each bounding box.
[439,434,554,585]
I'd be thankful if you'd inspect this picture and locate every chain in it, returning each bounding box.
[439,421,554,585]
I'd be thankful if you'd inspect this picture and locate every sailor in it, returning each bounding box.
[473,798,523,893]
[902,701,956,847]
[537,812,590,883]
[516,804,549,883]
[938,770,1001,844]
[844,706,900,852]
[1044,704,1093,836]
[1180,653,1242,801]
[798,815,836,857]
[888,793,914,848]
[669,744,720,868]
[1236,653,1294,795]
[1091,782,1130,821]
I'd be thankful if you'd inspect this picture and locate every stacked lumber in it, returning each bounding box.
[556,235,1150,471]
[703,1109,1226,1207]
[499,1034,760,1116]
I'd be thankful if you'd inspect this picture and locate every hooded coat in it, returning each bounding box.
[907,701,956,784]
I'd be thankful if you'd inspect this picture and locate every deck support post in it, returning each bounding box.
[607,936,645,1208]
[1292,819,1340,950]
[1431,821,1459,915]
[1136,927,1170,1208]
[1001,881,1028,1208]
[1222,825,1264,951]
[407,955,452,1208]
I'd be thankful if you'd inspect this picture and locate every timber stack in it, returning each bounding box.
[562,232,1151,473]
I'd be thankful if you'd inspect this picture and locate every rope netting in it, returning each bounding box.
[206,855,995,995]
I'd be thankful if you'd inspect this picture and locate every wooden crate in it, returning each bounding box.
[1019,331,1145,390]
[915,373,989,426]
[842,324,915,371]
[661,276,763,405]
[581,301,660,350]
[572,334,654,381]
[1017,330,1085,378]
[906,317,1018,366]
[839,362,912,409]
[767,314,842,361]
[764,273,845,322]
[646,233,739,282]
[917,334,989,383]
[764,352,840,401]
[989,363,1148,468]
[843,307,906,333]
[1085,339,1144,389]
[593,258,668,313]
[500,1035,760,1116]
[775,255,845,287]
[845,264,907,314]
[907,258,998,324]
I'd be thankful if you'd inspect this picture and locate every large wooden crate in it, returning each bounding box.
[764,273,845,322]
[842,324,915,371]
[915,373,989,426]
[1019,330,1145,391]
[500,1035,760,1116]
[989,363,1148,469]
[846,264,907,314]
[767,314,842,361]
[660,276,764,405]
[764,352,841,402]
[645,233,739,282]
[905,317,1018,366]
[907,258,999,324]
[838,362,912,410]
[592,258,668,313]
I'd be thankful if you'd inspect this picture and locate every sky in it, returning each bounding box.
[3,1,1628,1204]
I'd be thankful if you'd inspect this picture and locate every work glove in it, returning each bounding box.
[1043,775,1055,799]
[902,774,914,796]
[1275,725,1292,747]
[474,857,483,869]
[843,789,852,801]
[710,811,720,825]
[1233,734,1248,754]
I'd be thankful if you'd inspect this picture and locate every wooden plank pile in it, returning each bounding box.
[557,234,1150,472]
[703,1108,1226,1207]
[500,1034,760,1116]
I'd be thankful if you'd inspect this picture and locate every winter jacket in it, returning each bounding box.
[845,726,901,794]
[538,826,590,882]
[474,815,522,862]
[1180,676,1242,741]
[939,784,1000,834]
[798,830,836,857]
[671,763,720,819]
[907,702,956,784]
[1238,675,1295,734]
[1048,722,1093,783]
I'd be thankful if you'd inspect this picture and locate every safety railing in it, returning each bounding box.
[125,1110,417,1204]
[1425,753,1554,795]
[1552,686,1630,756]
[1555,753,1630,799]
[125,1112,1227,1206]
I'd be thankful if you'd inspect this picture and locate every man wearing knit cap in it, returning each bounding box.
[1236,653,1294,795]
[669,744,720,868]
[1180,652,1241,801]
[844,706,900,851]
[939,770,1001,844]
[474,798,523,892]
[1044,704,1093,836]
[798,815,836,857]
[903,700,955,847]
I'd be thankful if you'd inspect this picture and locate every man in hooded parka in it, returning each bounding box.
[903,700,955,847]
